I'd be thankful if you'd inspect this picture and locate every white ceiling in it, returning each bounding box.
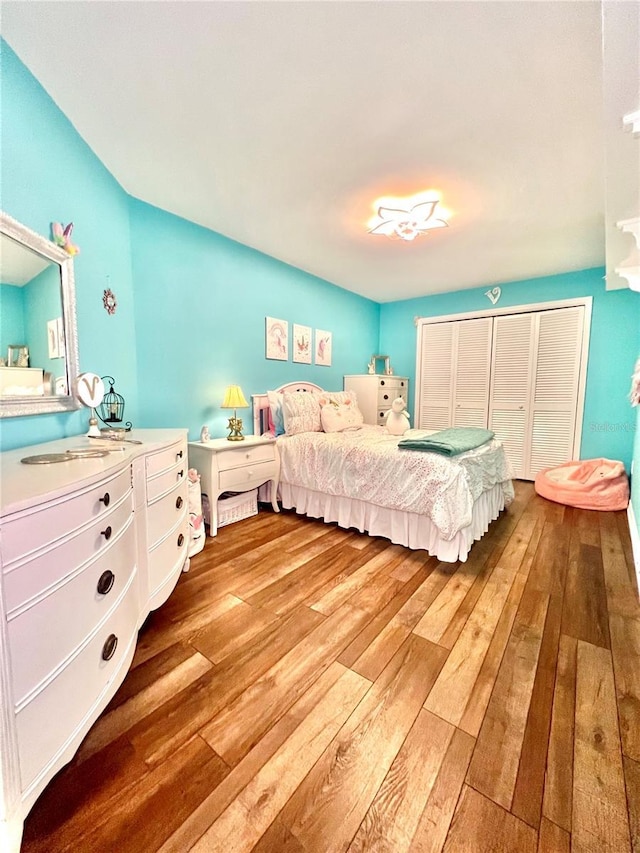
[1,1,606,302]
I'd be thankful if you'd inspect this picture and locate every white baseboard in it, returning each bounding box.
[628,499,640,599]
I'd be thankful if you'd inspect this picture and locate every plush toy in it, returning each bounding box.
[386,397,410,435]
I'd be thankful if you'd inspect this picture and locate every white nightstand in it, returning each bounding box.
[187,435,280,536]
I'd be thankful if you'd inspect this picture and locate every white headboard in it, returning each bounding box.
[252,382,324,435]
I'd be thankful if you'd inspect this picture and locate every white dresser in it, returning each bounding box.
[0,429,188,852]
[343,374,409,426]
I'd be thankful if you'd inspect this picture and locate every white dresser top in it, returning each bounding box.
[0,429,187,516]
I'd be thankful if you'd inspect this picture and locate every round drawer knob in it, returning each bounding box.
[97,570,115,595]
[101,634,118,661]
[99,492,111,507]
[176,495,183,509]
[383,394,389,400]
[101,526,112,541]
[380,380,386,386]
[177,533,185,547]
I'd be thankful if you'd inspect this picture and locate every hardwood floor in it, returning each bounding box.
[21,482,640,852]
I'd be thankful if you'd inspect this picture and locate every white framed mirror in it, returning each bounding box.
[0,211,80,418]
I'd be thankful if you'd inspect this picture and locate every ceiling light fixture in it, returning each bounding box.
[368,192,449,242]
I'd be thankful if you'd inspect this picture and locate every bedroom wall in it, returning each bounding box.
[379,269,639,470]
[129,198,380,440]
[0,41,138,451]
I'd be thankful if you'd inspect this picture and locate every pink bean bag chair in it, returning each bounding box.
[534,458,629,511]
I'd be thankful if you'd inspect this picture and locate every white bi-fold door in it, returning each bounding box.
[416,303,589,480]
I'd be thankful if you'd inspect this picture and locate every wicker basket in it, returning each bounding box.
[217,489,258,528]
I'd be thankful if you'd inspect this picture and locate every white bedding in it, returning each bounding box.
[276,426,514,542]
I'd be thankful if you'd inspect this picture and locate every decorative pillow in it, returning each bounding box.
[282,391,322,435]
[320,400,365,433]
[315,389,358,408]
[267,390,285,436]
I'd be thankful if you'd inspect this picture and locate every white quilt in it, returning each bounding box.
[277,426,514,541]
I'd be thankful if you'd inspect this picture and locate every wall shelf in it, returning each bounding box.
[617,216,640,249]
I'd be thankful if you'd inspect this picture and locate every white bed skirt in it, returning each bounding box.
[275,482,508,563]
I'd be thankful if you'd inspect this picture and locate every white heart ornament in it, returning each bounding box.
[485,286,501,305]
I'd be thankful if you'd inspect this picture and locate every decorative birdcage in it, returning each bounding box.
[97,376,132,430]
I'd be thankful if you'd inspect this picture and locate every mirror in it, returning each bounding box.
[0,211,80,418]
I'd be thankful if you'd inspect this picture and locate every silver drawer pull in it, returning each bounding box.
[99,492,110,507]
[101,634,118,661]
[101,526,112,541]
[97,570,115,595]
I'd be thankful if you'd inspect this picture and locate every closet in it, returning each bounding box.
[416,301,590,480]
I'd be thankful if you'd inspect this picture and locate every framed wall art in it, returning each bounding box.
[315,329,332,366]
[293,324,312,364]
[265,316,289,361]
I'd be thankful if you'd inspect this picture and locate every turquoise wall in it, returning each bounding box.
[129,199,380,439]
[0,40,138,450]
[379,269,639,470]
[0,285,25,353]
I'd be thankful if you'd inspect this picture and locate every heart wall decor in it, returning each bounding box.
[485,286,501,305]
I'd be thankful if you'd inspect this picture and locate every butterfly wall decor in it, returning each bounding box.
[51,222,80,256]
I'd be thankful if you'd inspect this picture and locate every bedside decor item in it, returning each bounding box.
[265,317,288,360]
[75,371,105,436]
[200,425,210,442]
[221,384,249,441]
[315,329,332,366]
[51,221,80,255]
[293,324,312,364]
[96,375,132,430]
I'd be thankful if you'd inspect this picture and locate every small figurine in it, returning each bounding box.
[200,425,210,442]
[52,222,80,256]
[367,360,375,374]
[386,397,410,436]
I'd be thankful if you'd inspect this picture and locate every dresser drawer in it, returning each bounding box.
[147,462,187,503]
[15,572,139,791]
[216,443,275,472]
[147,477,189,550]
[148,515,189,599]
[376,377,406,391]
[1,466,131,568]
[219,460,277,491]
[146,441,186,479]
[4,491,134,615]
[8,516,136,707]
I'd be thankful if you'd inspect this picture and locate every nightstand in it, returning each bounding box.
[187,435,280,536]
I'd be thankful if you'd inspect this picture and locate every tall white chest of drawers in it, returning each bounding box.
[0,429,189,852]
[343,374,409,426]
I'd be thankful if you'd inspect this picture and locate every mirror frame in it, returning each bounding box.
[0,211,80,418]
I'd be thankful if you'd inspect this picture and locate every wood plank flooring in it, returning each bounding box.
[21,482,640,853]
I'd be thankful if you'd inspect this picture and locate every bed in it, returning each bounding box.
[253,382,514,562]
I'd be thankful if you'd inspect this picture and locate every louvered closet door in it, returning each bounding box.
[418,322,454,429]
[488,314,534,479]
[528,306,584,478]
[453,318,493,427]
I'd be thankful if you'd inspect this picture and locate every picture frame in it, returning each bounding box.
[265,316,289,361]
[7,344,29,368]
[315,329,332,366]
[292,324,312,364]
[47,319,60,359]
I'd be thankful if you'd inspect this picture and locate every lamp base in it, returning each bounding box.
[226,415,245,441]
[87,409,101,438]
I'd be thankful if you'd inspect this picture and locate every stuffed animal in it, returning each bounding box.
[386,397,410,435]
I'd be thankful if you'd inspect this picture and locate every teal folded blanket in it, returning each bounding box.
[398,427,495,456]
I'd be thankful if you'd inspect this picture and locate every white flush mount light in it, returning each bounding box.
[368,192,449,242]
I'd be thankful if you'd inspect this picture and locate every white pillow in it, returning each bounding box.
[320,400,364,433]
[282,391,322,435]
[315,389,358,408]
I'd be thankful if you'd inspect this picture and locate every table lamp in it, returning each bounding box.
[221,384,249,441]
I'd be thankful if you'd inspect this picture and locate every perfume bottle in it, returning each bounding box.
[200,425,210,442]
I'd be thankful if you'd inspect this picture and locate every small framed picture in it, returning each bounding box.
[265,317,289,360]
[315,329,332,366]
[7,345,29,368]
[293,324,312,364]
[47,319,60,359]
